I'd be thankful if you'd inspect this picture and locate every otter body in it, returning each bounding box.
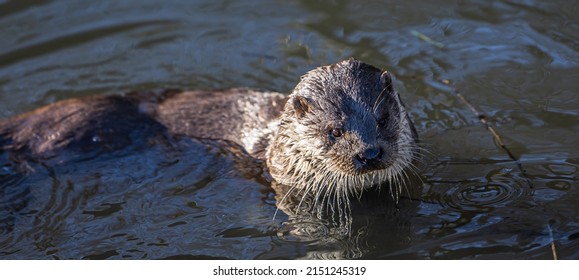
[0,59,418,198]
[0,88,286,160]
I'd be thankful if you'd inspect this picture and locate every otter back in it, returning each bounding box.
[0,88,287,162]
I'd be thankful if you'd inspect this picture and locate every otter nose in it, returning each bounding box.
[355,147,383,168]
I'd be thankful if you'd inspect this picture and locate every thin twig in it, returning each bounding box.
[548,221,558,260]
[446,81,533,189]
[411,30,445,48]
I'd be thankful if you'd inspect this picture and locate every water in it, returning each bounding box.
[1,0,578,259]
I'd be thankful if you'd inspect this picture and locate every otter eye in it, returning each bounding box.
[330,128,343,138]
[378,113,389,127]
[378,118,387,127]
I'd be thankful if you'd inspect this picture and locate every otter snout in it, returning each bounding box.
[354,146,383,170]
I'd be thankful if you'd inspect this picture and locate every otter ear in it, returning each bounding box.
[293,96,312,118]
[381,71,394,93]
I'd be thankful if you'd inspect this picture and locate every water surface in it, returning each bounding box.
[0,0,578,259]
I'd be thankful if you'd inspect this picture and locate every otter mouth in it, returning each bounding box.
[354,164,389,174]
[349,146,396,175]
[336,160,394,176]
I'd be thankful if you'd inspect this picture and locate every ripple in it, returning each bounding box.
[437,176,529,213]
[277,220,330,242]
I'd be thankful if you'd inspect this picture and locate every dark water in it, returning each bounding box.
[1,0,578,259]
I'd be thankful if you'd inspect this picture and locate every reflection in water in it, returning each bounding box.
[1,0,579,259]
[268,182,419,259]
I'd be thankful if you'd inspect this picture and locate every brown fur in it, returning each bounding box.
[0,59,418,200]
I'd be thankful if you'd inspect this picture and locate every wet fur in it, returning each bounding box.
[0,59,419,227]
[266,59,420,222]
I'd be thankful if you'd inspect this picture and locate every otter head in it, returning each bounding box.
[267,59,418,198]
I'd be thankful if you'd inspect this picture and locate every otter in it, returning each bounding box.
[0,59,418,212]
[267,60,418,200]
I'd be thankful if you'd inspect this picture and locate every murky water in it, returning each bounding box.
[1,0,578,259]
